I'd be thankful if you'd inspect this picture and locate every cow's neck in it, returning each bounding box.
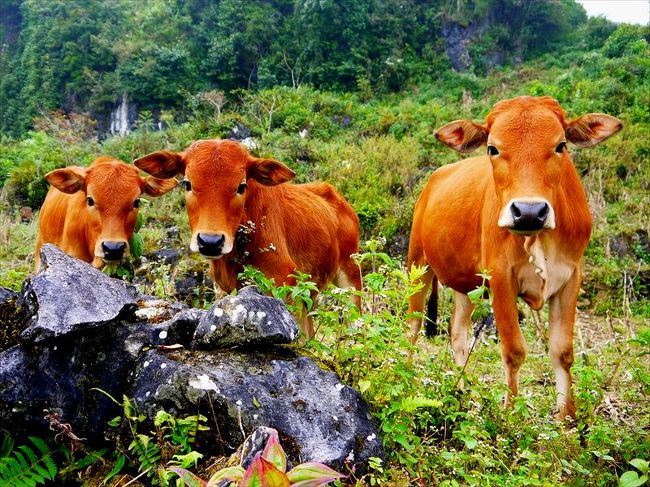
[219,182,280,271]
[517,231,577,310]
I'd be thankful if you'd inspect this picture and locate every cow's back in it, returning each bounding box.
[413,156,495,293]
[302,181,360,253]
[273,182,355,285]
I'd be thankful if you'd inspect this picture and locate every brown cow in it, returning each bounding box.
[408,96,622,419]
[134,139,362,338]
[35,156,177,270]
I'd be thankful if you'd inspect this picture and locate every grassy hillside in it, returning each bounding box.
[0,23,648,486]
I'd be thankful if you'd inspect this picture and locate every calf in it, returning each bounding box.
[134,140,362,338]
[35,156,177,269]
[407,96,622,419]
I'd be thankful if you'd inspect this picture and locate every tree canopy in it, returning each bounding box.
[0,0,606,137]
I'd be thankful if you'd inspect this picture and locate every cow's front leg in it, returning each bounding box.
[491,277,526,408]
[548,268,581,420]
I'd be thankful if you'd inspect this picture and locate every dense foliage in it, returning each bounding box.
[1,0,592,137]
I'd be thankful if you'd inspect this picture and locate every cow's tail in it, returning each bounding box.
[425,275,439,337]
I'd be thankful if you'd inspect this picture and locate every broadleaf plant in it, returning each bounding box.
[168,427,345,487]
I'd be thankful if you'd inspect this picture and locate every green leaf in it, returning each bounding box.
[365,273,386,291]
[241,454,290,487]
[0,433,13,458]
[168,466,207,487]
[262,429,287,473]
[393,434,412,450]
[619,471,647,487]
[206,466,246,487]
[130,232,144,258]
[135,210,144,232]
[172,451,204,469]
[467,286,486,303]
[629,459,649,474]
[358,380,371,393]
[107,416,122,427]
[398,396,443,412]
[18,445,37,464]
[463,438,478,450]
[286,462,346,486]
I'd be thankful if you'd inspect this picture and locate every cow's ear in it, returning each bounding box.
[134,151,185,178]
[45,166,87,194]
[566,114,622,148]
[435,120,488,153]
[248,157,295,186]
[142,176,178,197]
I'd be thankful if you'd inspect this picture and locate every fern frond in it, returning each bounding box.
[0,436,57,486]
[0,434,14,458]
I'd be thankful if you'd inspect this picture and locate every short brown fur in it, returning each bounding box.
[408,96,622,419]
[134,140,362,338]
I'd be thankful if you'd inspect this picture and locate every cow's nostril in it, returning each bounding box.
[537,202,549,220]
[510,201,550,233]
[102,241,127,260]
[197,233,225,256]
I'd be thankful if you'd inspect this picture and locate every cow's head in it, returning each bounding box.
[134,140,295,259]
[45,157,177,263]
[435,96,622,235]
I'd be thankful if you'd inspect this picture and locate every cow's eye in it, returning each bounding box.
[133,198,141,209]
[487,145,499,156]
[555,141,567,153]
[183,180,192,191]
[87,197,94,207]
[236,182,247,194]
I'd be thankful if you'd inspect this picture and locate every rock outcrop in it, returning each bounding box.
[0,244,383,471]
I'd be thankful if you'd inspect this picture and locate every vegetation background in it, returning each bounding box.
[0,0,648,485]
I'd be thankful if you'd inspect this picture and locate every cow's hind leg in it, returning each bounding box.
[450,292,474,367]
[407,265,436,346]
[548,269,581,420]
[336,257,362,311]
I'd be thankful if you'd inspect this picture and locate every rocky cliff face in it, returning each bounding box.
[0,244,384,471]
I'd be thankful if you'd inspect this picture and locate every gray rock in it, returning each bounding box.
[166,226,180,241]
[0,298,205,442]
[130,348,384,471]
[131,299,205,348]
[20,245,140,342]
[0,323,143,440]
[148,248,182,265]
[0,286,17,302]
[193,286,299,348]
[228,123,251,140]
[174,274,204,299]
[0,248,383,472]
[609,234,632,259]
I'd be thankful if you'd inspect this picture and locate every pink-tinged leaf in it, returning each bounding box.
[206,466,246,487]
[286,462,346,487]
[262,429,287,473]
[168,467,207,487]
[241,453,290,487]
